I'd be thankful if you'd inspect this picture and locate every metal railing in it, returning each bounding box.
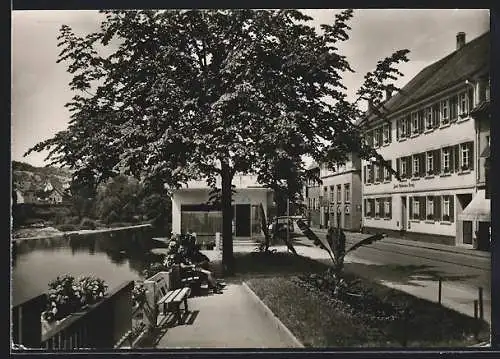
[12,280,134,350]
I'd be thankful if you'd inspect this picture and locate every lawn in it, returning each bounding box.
[242,252,489,348]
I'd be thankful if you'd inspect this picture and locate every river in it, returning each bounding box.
[11,227,165,307]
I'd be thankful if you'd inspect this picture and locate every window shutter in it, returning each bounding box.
[418,111,424,133]
[420,196,426,220]
[434,149,441,174]
[449,146,455,172]
[388,198,392,219]
[370,166,375,183]
[406,116,411,137]
[435,196,441,221]
[409,197,413,218]
[363,165,367,183]
[419,153,425,176]
[396,120,400,139]
[396,158,401,177]
[450,95,458,122]
[388,123,392,142]
[449,196,454,222]
[468,88,474,112]
[468,142,474,170]
[454,145,460,172]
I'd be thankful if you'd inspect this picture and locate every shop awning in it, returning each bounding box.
[458,190,490,222]
[480,144,490,158]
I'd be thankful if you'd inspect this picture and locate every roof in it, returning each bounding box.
[358,31,490,127]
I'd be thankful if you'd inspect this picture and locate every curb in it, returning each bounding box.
[241,282,304,348]
[311,228,489,259]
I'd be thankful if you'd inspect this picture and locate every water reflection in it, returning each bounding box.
[12,227,160,306]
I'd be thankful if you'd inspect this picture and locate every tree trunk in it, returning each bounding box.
[221,162,234,275]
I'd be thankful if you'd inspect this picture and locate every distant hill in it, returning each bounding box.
[12,161,73,194]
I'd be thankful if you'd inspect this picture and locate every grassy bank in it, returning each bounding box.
[241,252,489,348]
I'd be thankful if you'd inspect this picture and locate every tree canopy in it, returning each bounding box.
[26,9,410,273]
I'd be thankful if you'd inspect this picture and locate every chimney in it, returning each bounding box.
[385,88,393,101]
[456,32,466,50]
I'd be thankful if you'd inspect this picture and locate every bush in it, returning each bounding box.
[56,224,79,232]
[64,216,81,225]
[22,218,45,227]
[80,218,97,230]
[105,210,120,225]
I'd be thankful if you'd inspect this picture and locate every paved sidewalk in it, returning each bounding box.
[311,227,490,258]
[155,282,301,348]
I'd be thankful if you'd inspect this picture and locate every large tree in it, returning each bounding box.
[26,9,408,274]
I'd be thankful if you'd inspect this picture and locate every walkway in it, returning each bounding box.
[155,282,300,348]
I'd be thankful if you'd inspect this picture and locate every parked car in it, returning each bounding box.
[270,216,295,234]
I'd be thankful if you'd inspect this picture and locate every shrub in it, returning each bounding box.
[56,224,79,232]
[23,218,45,226]
[142,262,167,279]
[64,216,81,225]
[80,218,97,230]
[105,210,120,225]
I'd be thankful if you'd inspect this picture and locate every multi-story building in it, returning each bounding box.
[459,86,490,250]
[317,153,362,231]
[303,162,321,227]
[358,31,489,247]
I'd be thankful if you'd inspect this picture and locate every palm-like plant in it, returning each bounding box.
[296,219,386,295]
[256,203,297,255]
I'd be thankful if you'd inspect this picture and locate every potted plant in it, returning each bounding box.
[427,170,433,176]
[442,214,450,222]
[427,214,434,221]
[413,172,419,178]
[461,164,469,171]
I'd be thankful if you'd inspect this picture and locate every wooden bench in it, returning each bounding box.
[180,268,202,295]
[156,279,191,325]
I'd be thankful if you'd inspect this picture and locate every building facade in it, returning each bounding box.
[317,153,362,231]
[171,174,273,240]
[359,32,489,247]
[459,90,490,250]
[303,162,321,227]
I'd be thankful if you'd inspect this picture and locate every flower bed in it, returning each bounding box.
[42,275,107,323]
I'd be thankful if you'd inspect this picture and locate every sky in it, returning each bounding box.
[11,9,490,167]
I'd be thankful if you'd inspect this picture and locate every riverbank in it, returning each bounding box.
[12,224,152,242]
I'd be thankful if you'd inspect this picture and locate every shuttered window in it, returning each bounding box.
[419,196,426,220]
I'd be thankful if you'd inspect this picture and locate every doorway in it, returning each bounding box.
[457,193,473,246]
[235,204,251,237]
[463,221,473,245]
[401,196,407,232]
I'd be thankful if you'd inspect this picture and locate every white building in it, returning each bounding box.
[316,153,363,231]
[358,32,489,247]
[171,174,273,240]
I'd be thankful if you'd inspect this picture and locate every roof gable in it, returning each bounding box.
[359,32,490,126]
